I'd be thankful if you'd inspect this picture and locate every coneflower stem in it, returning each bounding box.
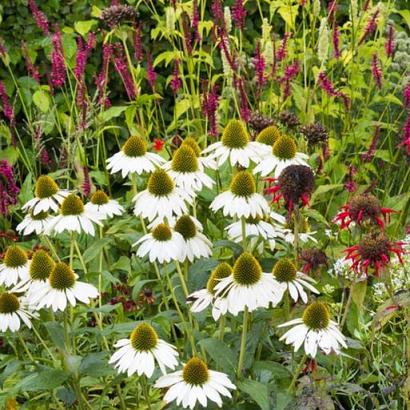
[219,315,226,341]
[293,205,300,260]
[18,333,34,362]
[73,237,87,274]
[175,260,189,297]
[237,306,249,377]
[32,324,56,361]
[340,278,356,329]
[141,376,152,410]
[42,235,60,261]
[288,353,307,393]
[241,217,247,251]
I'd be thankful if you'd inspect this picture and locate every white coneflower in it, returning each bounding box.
[16,211,55,236]
[12,249,55,297]
[84,190,124,220]
[164,145,215,193]
[253,135,309,178]
[133,169,193,223]
[255,125,282,147]
[0,245,30,287]
[225,214,286,251]
[271,212,318,244]
[202,119,269,168]
[272,258,319,304]
[30,262,98,312]
[134,223,186,264]
[22,175,69,215]
[181,137,217,170]
[0,292,36,332]
[106,135,166,178]
[214,252,281,315]
[278,301,347,357]
[109,322,179,377]
[174,215,212,262]
[211,171,269,219]
[155,357,236,409]
[47,193,103,236]
[187,262,232,320]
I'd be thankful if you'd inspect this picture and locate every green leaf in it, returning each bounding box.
[311,184,343,203]
[98,106,127,123]
[44,322,65,349]
[0,146,19,164]
[80,352,113,377]
[199,339,236,373]
[175,98,191,120]
[33,89,50,113]
[238,379,270,410]
[82,238,112,263]
[253,361,292,380]
[372,291,410,331]
[74,20,97,36]
[62,34,77,60]
[17,369,68,391]
[351,280,367,308]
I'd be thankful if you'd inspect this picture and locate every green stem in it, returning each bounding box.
[241,217,247,251]
[237,306,249,378]
[340,279,355,329]
[141,376,152,410]
[219,315,225,342]
[73,238,87,274]
[287,353,307,393]
[18,333,34,362]
[42,235,60,261]
[175,260,189,298]
[32,324,56,361]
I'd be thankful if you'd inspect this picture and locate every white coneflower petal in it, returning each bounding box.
[0,245,30,288]
[16,211,55,236]
[155,357,235,409]
[0,292,37,332]
[107,135,166,178]
[22,175,69,215]
[278,301,347,357]
[109,323,179,378]
[85,190,124,221]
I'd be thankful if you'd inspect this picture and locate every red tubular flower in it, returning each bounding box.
[280,60,300,98]
[265,165,315,213]
[334,193,397,229]
[113,45,136,100]
[201,82,220,137]
[317,71,350,108]
[153,138,165,151]
[345,232,405,276]
[95,43,113,107]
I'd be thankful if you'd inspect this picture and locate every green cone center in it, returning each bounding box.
[123,136,147,157]
[0,293,20,313]
[233,252,262,286]
[302,301,330,330]
[221,119,249,149]
[147,169,174,196]
[49,262,76,290]
[152,224,172,241]
[256,125,281,146]
[207,262,232,294]
[172,145,199,173]
[181,137,201,157]
[61,194,84,216]
[273,258,297,282]
[35,175,59,199]
[183,357,209,385]
[230,171,256,197]
[91,190,109,205]
[30,250,55,281]
[130,323,158,351]
[4,246,27,268]
[272,135,297,159]
[174,215,197,239]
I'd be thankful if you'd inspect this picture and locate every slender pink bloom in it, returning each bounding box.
[50,31,66,88]
[95,43,113,107]
[82,166,91,197]
[276,33,290,61]
[281,60,300,97]
[385,25,395,58]
[28,0,49,35]
[232,0,246,30]
[134,25,143,63]
[113,46,136,100]
[201,82,219,137]
[344,165,357,193]
[403,82,410,108]
[253,41,266,90]
[0,81,14,125]
[170,60,182,94]
[359,10,379,45]
[327,0,337,24]
[317,71,350,108]
[371,54,382,89]
[361,126,380,162]
[22,42,40,81]
[182,13,193,55]
[0,160,19,215]
[146,51,157,90]
[40,148,50,166]
[399,112,410,155]
[192,0,200,41]
[333,25,341,59]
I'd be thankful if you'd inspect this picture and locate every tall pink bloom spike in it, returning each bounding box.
[371,54,382,89]
[28,0,49,35]
[50,31,66,88]
[232,0,246,31]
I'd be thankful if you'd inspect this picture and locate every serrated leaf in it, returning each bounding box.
[238,379,270,410]
[17,369,68,391]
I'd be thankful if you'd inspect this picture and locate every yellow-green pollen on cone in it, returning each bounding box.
[183,357,209,385]
[207,262,232,294]
[221,119,249,149]
[91,190,109,205]
[122,135,147,157]
[181,137,201,157]
[273,258,297,282]
[172,145,199,173]
[35,175,59,199]
[30,250,55,281]
[0,293,20,314]
[152,224,172,241]
[4,245,27,268]
[174,215,197,239]
[272,135,297,159]
[302,301,330,330]
[230,171,256,197]
[256,125,281,146]
[130,323,158,351]
[147,169,174,196]
[61,194,84,216]
[49,262,76,290]
[233,252,262,286]
[30,211,49,220]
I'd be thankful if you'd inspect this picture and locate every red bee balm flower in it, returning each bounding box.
[334,194,396,229]
[153,139,165,151]
[345,232,405,276]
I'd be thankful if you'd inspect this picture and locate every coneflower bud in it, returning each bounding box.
[385,25,395,58]
[50,31,66,88]
[232,0,246,31]
[100,4,138,28]
[28,0,49,35]
[371,54,382,89]
[278,111,300,129]
[300,123,328,149]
